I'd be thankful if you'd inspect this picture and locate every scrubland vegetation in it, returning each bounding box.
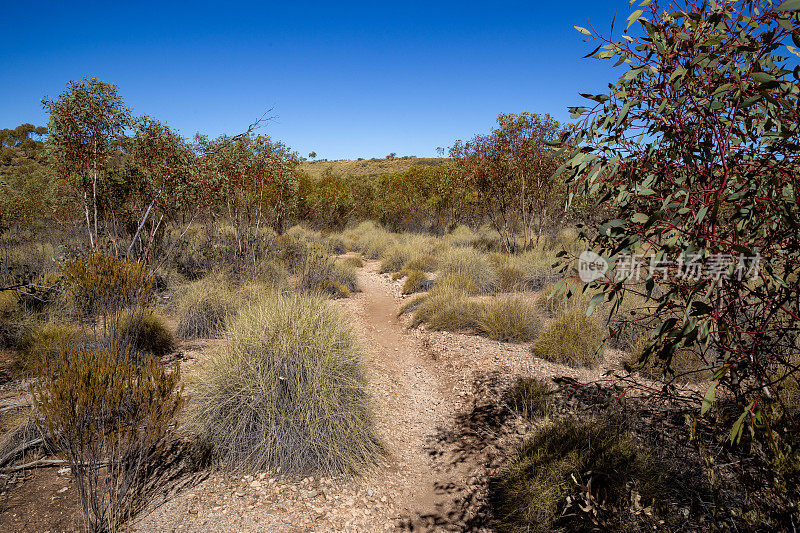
[1,0,800,531]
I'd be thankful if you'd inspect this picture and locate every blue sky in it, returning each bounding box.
[1,1,628,159]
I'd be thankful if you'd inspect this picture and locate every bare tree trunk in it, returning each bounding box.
[127,184,164,258]
[83,188,94,249]
[92,142,99,247]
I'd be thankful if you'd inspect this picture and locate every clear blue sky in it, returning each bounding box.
[1,1,628,159]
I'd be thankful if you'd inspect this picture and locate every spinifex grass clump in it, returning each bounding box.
[532,309,604,368]
[175,276,238,339]
[492,417,668,532]
[32,343,182,532]
[196,293,380,475]
[507,377,553,419]
[439,247,497,293]
[111,308,175,357]
[477,296,540,342]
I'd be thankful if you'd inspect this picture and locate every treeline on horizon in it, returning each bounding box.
[0,82,588,259]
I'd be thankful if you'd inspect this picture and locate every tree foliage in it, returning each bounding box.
[563,0,800,520]
[451,112,570,251]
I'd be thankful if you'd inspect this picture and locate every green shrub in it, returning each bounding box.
[33,344,182,532]
[507,377,552,419]
[532,310,604,368]
[477,296,540,342]
[195,293,380,474]
[402,270,429,295]
[175,276,238,340]
[410,288,479,331]
[19,322,84,374]
[112,309,176,357]
[492,417,668,532]
[439,247,497,293]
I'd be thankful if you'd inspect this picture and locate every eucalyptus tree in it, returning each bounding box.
[562,0,800,520]
[450,112,569,251]
[42,78,131,248]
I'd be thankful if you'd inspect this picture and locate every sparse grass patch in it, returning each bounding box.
[492,417,669,532]
[195,293,380,475]
[507,377,552,419]
[176,276,238,339]
[477,296,540,342]
[532,309,604,368]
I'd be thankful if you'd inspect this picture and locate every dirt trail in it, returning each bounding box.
[345,261,456,524]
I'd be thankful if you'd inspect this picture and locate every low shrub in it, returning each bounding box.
[439,247,497,294]
[195,293,380,474]
[175,276,238,340]
[507,377,552,419]
[492,417,669,532]
[0,291,30,348]
[477,296,540,342]
[32,344,182,532]
[61,252,154,323]
[410,288,479,331]
[532,309,604,368]
[112,309,176,357]
[402,270,430,295]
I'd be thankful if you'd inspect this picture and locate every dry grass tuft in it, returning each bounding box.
[195,293,381,475]
[112,309,176,357]
[532,309,604,368]
[176,276,239,339]
[492,417,669,532]
[439,247,497,294]
[507,377,553,419]
[402,270,430,295]
[477,296,540,342]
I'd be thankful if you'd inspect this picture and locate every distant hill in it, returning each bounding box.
[298,156,448,179]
